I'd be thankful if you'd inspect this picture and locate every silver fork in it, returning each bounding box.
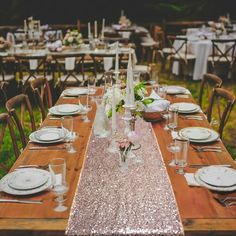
[215,197,236,207]
[192,146,222,152]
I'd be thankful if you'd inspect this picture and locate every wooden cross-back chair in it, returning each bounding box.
[206,87,236,139]
[209,38,236,80]
[5,94,36,148]
[0,81,9,104]
[15,54,48,91]
[166,35,195,79]
[90,52,124,83]
[30,77,53,121]
[0,113,20,173]
[198,73,223,111]
[51,52,85,91]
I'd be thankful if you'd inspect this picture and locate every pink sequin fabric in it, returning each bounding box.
[66,117,184,236]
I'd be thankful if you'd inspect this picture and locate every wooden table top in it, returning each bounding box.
[0,88,235,236]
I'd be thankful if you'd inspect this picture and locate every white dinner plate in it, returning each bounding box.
[198,166,236,187]
[8,168,49,190]
[29,128,68,144]
[0,168,52,195]
[170,102,200,113]
[63,88,88,96]
[194,167,236,192]
[179,127,211,140]
[178,127,219,143]
[34,128,65,142]
[49,104,82,116]
[166,86,187,94]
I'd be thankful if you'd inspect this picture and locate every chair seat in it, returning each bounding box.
[162,47,174,54]
[22,75,53,84]
[0,74,15,81]
[208,56,233,62]
[133,65,150,73]
[58,74,84,83]
[172,53,196,61]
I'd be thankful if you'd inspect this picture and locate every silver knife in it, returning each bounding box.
[0,199,42,204]
[189,164,232,168]
[29,147,66,150]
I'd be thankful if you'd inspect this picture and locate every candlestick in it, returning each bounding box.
[101,18,105,39]
[24,20,27,34]
[94,21,97,38]
[128,50,135,107]
[88,22,91,38]
[121,10,124,17]
[114,42,119,79]
[111,85,117,133]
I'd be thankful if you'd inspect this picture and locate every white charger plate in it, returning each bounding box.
[34,128,64,142]
[63,88,88,96]
[171,102,200,113]
[0,168,52,195]
[55,104,80,113]
[166,86,187,94]
[8,168,49,190]
[49,104,81,116]
[29,128,68,144]
[180,127,211,140]
[194,167,236,192]
[178,127,219,143]
[198,166,236,187]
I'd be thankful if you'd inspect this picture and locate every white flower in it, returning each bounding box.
[68,36,74,43]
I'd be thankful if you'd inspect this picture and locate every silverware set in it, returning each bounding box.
[182,115,204,120]
[214,196,236,207]
[191,145,222,152]
[0,199,43,204]
[189,164,232,168]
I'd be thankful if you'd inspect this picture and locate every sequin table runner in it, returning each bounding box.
[67,118,184,235]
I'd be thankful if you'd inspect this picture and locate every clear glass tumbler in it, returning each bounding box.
[175,137,189,174]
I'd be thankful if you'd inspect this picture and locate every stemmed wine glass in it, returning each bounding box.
[49,158,68,212]
[61,116,77,153]
[79,93,92,123]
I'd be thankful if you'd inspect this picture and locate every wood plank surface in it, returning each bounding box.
[0,88,236,235]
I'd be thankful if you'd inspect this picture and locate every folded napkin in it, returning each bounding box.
[65,57,76,70]
[46,40,62,51]
[103,57,113,71]
[184,173,200,186]
[145,90,170,112]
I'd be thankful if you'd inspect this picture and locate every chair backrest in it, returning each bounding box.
[167,35,188,61]
[206,87,236,139]
[51,52,85,89]
[15,54,47,88]
[153,25,165,49]
[211,38,236,66]
[30,77,53,120]
[5,93,36,148]
[198,73,223,109]
[0,113,20,166]
[0,81,9,104]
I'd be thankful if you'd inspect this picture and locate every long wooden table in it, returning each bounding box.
[0,89,235,236]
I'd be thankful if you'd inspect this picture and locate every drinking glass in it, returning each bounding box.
[49,158,68,212]
[87,75,97,96]
[80,95,92,123]
[175,137,189,174]
[61,116,76,153]
[166,141,180,167]
[158,84,167,99]
[167,106,178,131]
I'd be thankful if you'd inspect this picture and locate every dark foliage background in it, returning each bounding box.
[0,0,235,25]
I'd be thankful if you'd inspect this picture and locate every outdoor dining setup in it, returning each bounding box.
[1,2,236,235]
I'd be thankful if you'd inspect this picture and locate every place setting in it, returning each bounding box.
[178,126,220,144]
[48,104,83,116]
[0,167,52,196]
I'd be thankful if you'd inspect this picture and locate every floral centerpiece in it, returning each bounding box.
[219,16,230,26]
[0,37,10,51]
[62,29,83,46]
[119,16,132,28]
[103,82,154,118]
